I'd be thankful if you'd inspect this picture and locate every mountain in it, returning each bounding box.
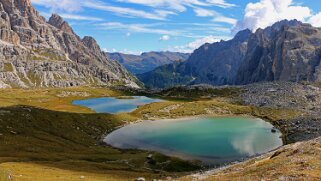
[0,0,138,88]
[105,51,190,74]
[139,20,321,88]
[137,29,252,88]
[236,20,321,84]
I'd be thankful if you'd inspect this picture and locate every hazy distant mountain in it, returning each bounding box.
[105,51,190,74]
[138,20,321,88]
[0,0,138,88]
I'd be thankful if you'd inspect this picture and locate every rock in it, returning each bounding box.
[0,0,138,88]
[135,177,145,181]
[237,20,321,84]
[147,154,153,160]
[271,128,277,133]
[80,175,85,179]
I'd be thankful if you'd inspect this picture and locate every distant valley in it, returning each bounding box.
[105,51,190,75]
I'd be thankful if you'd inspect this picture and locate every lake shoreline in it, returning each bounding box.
[103,115,283,168]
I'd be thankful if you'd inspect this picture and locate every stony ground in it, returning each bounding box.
[240,82,321,144]
[183,137,321,181]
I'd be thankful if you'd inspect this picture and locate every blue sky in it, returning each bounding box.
[31,0,321,54]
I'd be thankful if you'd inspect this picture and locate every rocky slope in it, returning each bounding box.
[140,20,321,88]
[184,137,321,180]
[0,0,138,88]
[106,51,189,74]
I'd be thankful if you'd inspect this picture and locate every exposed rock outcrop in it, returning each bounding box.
[0,0,138,88]
[237,20,321,84]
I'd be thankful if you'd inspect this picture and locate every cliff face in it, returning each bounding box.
[236,20,321,84]
[139,20,321,88]
[137,30,251,88]
[0,0,138,88]
[185,29,251,85]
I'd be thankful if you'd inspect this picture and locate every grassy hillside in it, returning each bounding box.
[0,106,200,181]
[0,86,312,180]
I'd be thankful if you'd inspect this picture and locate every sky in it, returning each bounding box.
[31,0,321,54]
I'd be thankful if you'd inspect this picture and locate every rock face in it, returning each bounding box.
[236,20,321,84]
[185,29,251,85]
[140,20,321,88]
[106,51,190,74]
[0,0,138,88]
[138,29,251,88]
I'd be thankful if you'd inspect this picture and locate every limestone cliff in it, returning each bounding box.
[0,0,138,88]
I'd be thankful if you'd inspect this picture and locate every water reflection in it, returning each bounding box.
[105,117,283,165]
[73,96,162,113]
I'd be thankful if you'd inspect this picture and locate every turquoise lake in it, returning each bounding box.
[72,96,162,114]
[104,117,283,165]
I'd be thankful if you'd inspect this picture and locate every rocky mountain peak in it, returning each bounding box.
[48,14,74,34]
[82,36,103,57]
[17,0,31,7]
[0,0,138,88]
[233,29,252,42]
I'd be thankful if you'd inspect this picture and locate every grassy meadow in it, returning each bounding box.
[0,86,304,180]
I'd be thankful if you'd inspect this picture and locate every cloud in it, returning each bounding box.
[308,13,321,27]
[171,35,230,53]
[98,22,180,35]
[40,12,103,21]
[213,16,237,25]
[206,0,235,8]
[233,0,311,33]
[32,0,82,12]
[116,0,235,11]
[32,0,176,20]
[83,1,175,20]
[193,7,236,25]
[159,35,170,41]
[193,7,217,17]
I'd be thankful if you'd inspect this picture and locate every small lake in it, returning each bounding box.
[72,96,162,114]
[104,117,283,165]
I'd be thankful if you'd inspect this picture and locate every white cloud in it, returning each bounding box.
[32,0,176,20]
[234,0,311,33]
[206,0,235,8]
[83,1,175,20]
[171,35,230,53]
[213,16,237,25]
[116,0,235,11]
[40,12,103,21]
[32,0,82,12]
[193,7,236,25]
[193,7,217,17]
[98,22,180,35]
[159,35,170,41]
[308,13,321,27]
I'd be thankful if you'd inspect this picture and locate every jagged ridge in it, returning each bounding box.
[0,0,138,88]
[139,20,321,88]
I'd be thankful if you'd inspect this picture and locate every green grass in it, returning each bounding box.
[0,106,201,180]
[0,86,305,180]
[3,63,14,72]
[0,168,8,181]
